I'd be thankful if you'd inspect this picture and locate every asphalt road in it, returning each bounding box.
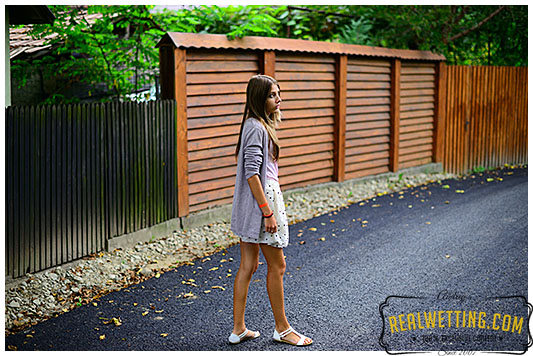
[5,166,528,351]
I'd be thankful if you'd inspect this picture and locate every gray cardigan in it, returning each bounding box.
[230,117,269,239]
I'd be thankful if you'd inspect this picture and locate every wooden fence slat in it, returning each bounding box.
[149,101,156,226]
[8,107,16,274]
[334,54,347,182]
[144,102,151,227]
[110,102,118,237]
[137,102,144,232]
[88,103,96,250]
[97,103,104,252]
[29,105,37,272]
[6,107,13,275]
[62,105,71,262]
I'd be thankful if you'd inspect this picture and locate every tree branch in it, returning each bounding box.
[446,5,506,44]
[286,5,352,18]
[77,6,121,99]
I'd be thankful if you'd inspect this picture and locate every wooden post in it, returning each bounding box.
[433,61,447,164]
[262,50,276,77]
[159,45,189,217]
[333,54,347,182]
[389,59,401,172]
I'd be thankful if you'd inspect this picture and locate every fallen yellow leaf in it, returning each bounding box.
[142,311,149,316]
[99,335,106,340]
[309,227,317,231]
[212,286,226,291]
[455,190,464,193]
[209,267,219,271]
[299,241,305,245]
[161,333,168,337]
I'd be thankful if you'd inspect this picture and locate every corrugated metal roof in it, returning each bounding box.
[158,32,446,61]
[9,11,101,60]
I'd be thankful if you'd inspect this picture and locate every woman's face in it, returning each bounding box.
[265,84,281,115]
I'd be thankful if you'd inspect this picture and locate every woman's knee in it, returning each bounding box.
[239,241,259,277]
[268,259,286,275]
[239,259,259,278]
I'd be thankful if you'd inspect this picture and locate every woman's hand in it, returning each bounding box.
[264,214,278,233]
[246,175,278,233]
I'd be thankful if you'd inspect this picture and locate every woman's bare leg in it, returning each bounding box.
[232,241,260,336]
[260,244,312,345]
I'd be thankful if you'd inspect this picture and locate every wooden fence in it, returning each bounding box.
[443,66,528,173]
[6,100,177,278]
[158,32,447,216]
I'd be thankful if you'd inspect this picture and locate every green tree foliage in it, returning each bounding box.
[12,5,167,104]
[346,5,527,66]
[11,5,526,104]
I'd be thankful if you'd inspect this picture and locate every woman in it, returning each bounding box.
[228,75,313,347]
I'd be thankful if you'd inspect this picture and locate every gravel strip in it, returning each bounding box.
[5,170,458,335]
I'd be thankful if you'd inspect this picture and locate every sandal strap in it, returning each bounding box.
[279,326,295,338]
[279,327,307,345]
[238,328,250,339]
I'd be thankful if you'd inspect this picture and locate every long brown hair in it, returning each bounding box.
[235,75,281,162]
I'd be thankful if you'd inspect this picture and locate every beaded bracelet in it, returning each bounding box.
[262,211,274,218]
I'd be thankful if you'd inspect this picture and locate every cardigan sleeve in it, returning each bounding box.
[242,123,264,180]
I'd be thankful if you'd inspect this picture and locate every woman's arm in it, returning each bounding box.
[247,174,278,232]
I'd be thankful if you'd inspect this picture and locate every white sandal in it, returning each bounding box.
[273,326,313,346]
[228,328,260,344]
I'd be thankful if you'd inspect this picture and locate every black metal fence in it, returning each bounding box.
[6,100,177,278]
